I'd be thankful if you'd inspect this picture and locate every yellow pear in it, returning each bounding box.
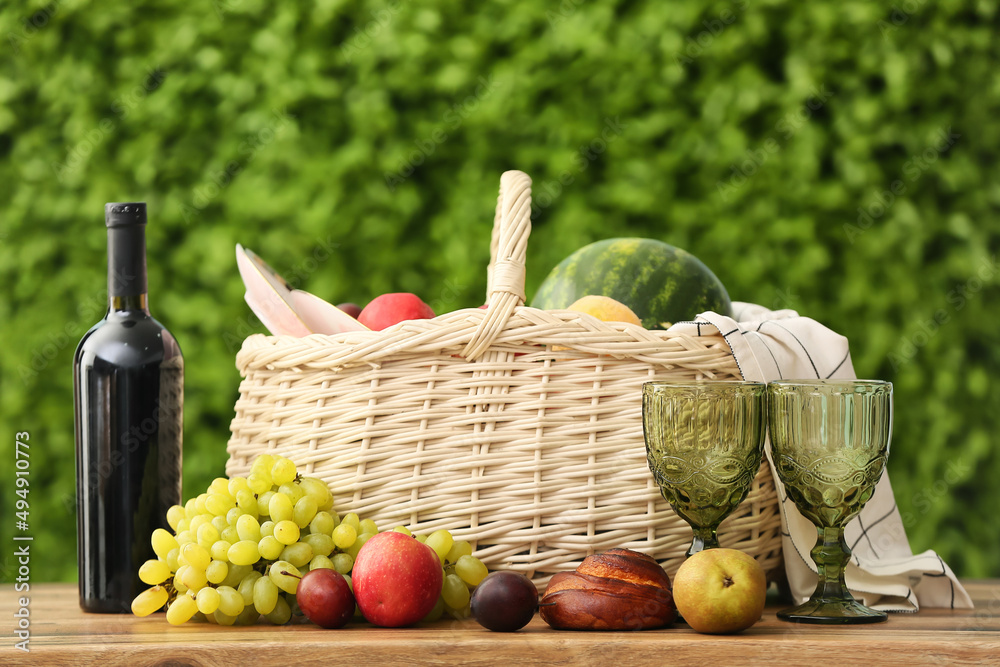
[566,295,642,326]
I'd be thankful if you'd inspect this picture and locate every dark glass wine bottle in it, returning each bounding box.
[73,202,183,613]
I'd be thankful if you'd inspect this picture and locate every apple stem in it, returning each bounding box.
[281,571,302,580]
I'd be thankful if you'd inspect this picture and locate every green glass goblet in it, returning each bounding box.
[642,381,767,558]
[768,380,892,624]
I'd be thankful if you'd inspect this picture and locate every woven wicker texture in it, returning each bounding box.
[226,170,783,585]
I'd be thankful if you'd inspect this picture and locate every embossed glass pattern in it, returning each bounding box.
[769,380,892,624]
[642,381,767,558]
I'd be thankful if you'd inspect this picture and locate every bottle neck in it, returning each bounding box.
[107,225,149,314]
[110,293,148,312]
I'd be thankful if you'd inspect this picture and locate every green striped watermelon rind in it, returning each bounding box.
[530,238,732,329]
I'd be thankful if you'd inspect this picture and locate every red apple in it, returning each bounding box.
[352,532,443,627]
[295,568,355,629]
[336,302,363,319]
[357,293,435,331]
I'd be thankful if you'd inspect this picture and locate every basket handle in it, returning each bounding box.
[461,170,532,360]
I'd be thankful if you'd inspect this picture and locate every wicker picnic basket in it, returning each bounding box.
[226,170,783,586]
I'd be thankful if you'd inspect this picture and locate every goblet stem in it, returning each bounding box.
[775,522,885,623]
[810,525,852,602]
[687,526,720,558]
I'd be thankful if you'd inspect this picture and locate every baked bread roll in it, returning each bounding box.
[540,548,676,630]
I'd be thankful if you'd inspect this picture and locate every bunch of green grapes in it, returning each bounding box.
[410,527,490,621]
[130,454,490,627]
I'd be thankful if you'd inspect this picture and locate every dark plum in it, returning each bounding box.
[336,302,363,319]
[470,571,538,632]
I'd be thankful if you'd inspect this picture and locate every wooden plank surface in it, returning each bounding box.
[2,581,999,666]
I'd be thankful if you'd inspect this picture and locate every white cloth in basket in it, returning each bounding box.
[668,302,972,611]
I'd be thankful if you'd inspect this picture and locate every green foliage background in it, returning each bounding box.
[1,0,998,583]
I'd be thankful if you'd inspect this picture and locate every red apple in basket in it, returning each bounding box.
[358,293,435,330]
[352,532,444,627]
[671,548,766,634]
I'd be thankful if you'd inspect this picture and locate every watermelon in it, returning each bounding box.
[531,238,732,329]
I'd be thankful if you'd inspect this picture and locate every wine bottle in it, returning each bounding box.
[73,202,183,613]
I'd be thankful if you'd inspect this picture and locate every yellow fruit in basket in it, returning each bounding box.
[566,295,642,326]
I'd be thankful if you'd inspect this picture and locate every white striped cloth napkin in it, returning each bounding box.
[668,302,972,611]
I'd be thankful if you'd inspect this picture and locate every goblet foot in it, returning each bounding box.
[777,597,887,624]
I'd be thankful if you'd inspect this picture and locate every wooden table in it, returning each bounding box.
[3,581,999,665]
